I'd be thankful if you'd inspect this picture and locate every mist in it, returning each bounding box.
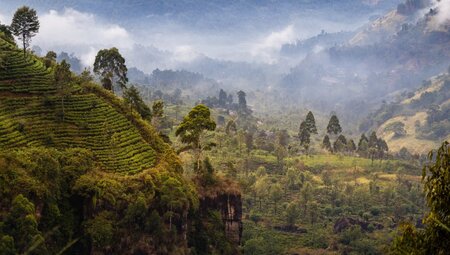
[2,0,449,124]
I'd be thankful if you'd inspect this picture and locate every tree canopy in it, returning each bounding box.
[93,47,128,93]
[327,115,342,135]
[176,104,216,149]
[10,6,39,55]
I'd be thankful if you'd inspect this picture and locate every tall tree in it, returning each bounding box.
[176,104,216,171]
[347,139,357,154]
[44,51,57,68]
[237,90,247,112]
[245,131,254,155]
[269,184,283,213]
[10,6,40,56]
[377,138,389,162]
[326,115,342,135]
[123,85,151,120]
[333,134,347,153]
[93,47,128,93]
[368,131,379,164]
[54,60,73,121]
[305,111,318,134]
[299,121,311,153]
[357,134,369,155]
[218,89,227,107]
[151,100,164,129]
[322,135,332,152]
[286,202,299,227]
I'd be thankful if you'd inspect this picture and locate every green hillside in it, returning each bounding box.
[0,36,160,174]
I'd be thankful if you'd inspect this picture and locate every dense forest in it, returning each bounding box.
[0,1,449,255]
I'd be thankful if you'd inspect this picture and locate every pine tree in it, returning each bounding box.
[326,115,342,135]
[299,127,311,153]
[347,139,357,154]
[218,89,227,107]
[322,135,332,152]
[305,111,318,134]
[333,134,347,153]
[357,134,369,157]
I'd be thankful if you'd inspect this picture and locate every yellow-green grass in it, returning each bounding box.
[288,154,376,169]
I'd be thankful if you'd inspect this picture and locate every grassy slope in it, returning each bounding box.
[376,74,450,154]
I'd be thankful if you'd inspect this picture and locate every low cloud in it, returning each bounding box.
[427,0,450,30]
[251,25,296,63]
[34,8,133,66]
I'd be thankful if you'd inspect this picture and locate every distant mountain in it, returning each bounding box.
[280,0,450,119]
[280,30,355,59]
[360,69,450,154]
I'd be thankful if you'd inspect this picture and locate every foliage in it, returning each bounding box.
[93,47,128,93]
[10,6,40,55]
[392,142,450,254]
[123,85,152,120]
[327,115,342,135]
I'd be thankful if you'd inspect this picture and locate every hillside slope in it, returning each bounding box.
[361,70,450,154]
[0,34,240,254]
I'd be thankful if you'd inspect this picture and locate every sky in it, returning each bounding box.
[0,0,403,70]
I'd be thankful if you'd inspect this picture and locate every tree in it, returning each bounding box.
[123,85,152,120]
[299,122,311,153]
[254,176,271,210]
[10,6,40,56]
[225,119,237,135]
[333,135,347,153]
[93,47,128,93]
[347,139,357,154]
[275,145,288,171]
[54,60,73,121]
[237,90,247,112]
[357,134,369,157]
[218,89,227,107]
[5,195,44,253]
[160,177,188,231]
[368,131,379,163]
[286,202,300,227]
[176,104,216,171]
[300,182,313,214]
[377,138,389,162]
[44,51,57,68]
[244,131,254,155]
[392,142,450,254]
[151,100,164,128]
[269,184,283,213]
[305,111,318,134]
[322,135,332,152]
[327,115,342,135]
[277,129,290,148]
